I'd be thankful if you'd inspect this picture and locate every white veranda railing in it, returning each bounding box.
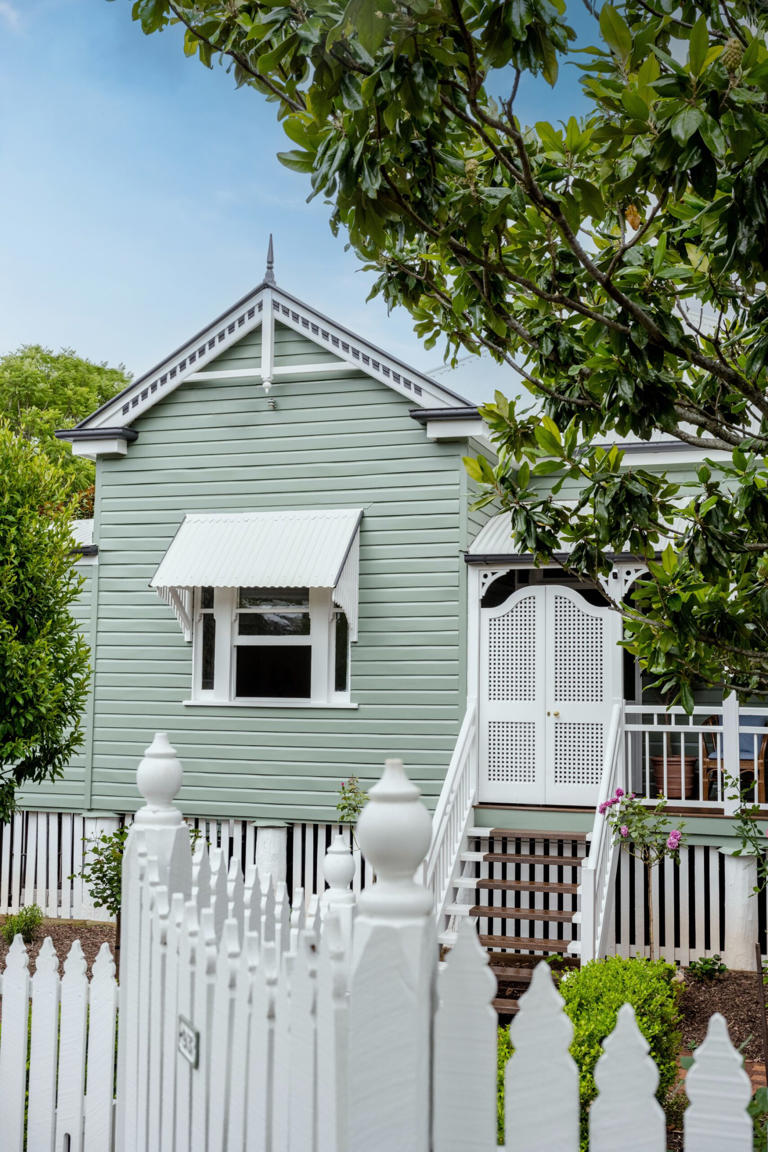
[579,702,625,964]
[423,699,478,934]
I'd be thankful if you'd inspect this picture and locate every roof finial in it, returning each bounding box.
[264,234,276,287]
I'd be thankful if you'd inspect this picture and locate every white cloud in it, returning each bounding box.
[0,2,20,30]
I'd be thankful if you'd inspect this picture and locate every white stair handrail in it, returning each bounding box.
[579,702,624,963]
[424,700,479,932]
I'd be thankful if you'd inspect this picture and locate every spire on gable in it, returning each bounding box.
[264,234,276,287]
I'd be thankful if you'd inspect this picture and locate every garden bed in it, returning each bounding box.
[0,915,116,975]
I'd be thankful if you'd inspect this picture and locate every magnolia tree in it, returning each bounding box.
[127,0,768,705]
[0,425,91,819]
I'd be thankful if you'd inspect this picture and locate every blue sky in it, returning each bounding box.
[0,1,594,404]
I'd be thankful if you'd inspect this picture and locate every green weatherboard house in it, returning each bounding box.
[35,249,767,970]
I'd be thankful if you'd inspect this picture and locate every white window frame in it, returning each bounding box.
[190,585,351,707]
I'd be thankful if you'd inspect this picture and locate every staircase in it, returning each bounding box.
[441,822,588,1016]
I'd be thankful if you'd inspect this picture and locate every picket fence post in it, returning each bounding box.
[115,733,193,1152]
[347,758,434,1152]
[590,1003,665,1151]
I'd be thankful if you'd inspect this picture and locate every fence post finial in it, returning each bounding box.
[347,759,434,1152]
[135,732,184,824]
[355,758,432,917]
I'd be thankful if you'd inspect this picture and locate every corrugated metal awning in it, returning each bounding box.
[151,509,363,640]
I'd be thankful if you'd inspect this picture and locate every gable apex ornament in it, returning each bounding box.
[264,234,276,287]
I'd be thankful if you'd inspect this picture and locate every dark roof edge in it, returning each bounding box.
[56,427,139,443]
[465,551,649,565]
[410,406,481,424]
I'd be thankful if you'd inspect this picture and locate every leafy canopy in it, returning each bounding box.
[0,346,129,516]
[0,425,91,819]
[127,0,768,705]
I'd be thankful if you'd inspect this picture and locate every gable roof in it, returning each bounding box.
[68,277,470,435]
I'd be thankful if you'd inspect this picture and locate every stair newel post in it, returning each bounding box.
[116,732,193,1152]
[347,758,434,1152]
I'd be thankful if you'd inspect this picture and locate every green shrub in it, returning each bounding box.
[559,956,682,1149]
[687,954,727,981]
[2,903,44,944]
[497,1024,512,1144]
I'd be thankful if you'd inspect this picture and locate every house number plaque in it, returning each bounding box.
[178,1016,199,1068]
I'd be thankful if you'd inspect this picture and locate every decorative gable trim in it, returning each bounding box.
[64,280,468,440]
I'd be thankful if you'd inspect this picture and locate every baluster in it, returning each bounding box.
[590,1004,664,1151]
[684,1013,752,1151]
[505,962,579,1152]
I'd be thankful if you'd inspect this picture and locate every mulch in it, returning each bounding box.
[0,916,116,976]
[679,969,768,1065]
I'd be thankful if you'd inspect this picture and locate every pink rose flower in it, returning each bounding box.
[620,825,629,838]
[615,788,624,798]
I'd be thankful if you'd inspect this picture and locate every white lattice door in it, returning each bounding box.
[479,585,621,805]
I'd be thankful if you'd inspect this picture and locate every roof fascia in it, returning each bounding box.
[269,287,469,410]
[79,286,269,430]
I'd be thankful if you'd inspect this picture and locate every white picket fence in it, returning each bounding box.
[0,810,366,922]
[0,733,759,1152]
[0,936,118,1151]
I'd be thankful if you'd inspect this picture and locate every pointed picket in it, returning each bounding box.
[147,879,170,1149]
[28,938,61,1152]
[227,930,260,1152]
[288,930,318,1151]
[192,841,211,915]
[433,920,497,1152]
[55,940,89,1152]
[246,938,278,1149]
[190,906,218,1152]
[590,1004,664,1151]
[684,1013,752,1151]
[208,918,241,1152]
[262,874,276,943]
[272,950,295,1152]
[244,862,261,937]
[208,847,228,937]
[506,962,579,1152]
[275,880,291,958]
[175,899,200,1152]
[317,911,349,1152]
[290,886,306,949]
[0,936,31,1152]
[160,892,186,1152]
[227,857,244,939]
[84,944,119,1152]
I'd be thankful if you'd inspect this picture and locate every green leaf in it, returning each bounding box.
[277,149,315,173]
[599,4,632,62]
[687,15,708,77]
[670,106,704,145]
[573,178,605,220]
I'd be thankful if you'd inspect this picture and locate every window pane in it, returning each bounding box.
[235,645,311,698]
[201,614,216,690]
[238,587,309,610]
[334,612,349,693]
[238,612,311,636]
[201,586,215,610]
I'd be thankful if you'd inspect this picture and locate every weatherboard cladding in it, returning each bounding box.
[71,322,466,823]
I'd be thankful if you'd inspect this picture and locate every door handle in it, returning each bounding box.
[553,711,560,717]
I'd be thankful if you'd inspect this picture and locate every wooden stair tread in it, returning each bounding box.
[490,965,534,982]
[470,906,575,922]
[479,934,571,952]
[488,951,578,967]
[483,852,584,866]
[469,878,578,894]
[487,827,587,841]
[492,998,520,1014]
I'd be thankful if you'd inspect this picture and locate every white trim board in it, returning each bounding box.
[68,283,469,436]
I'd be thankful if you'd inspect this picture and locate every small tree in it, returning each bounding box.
[601,788,685,961]
[0,424,90,819]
